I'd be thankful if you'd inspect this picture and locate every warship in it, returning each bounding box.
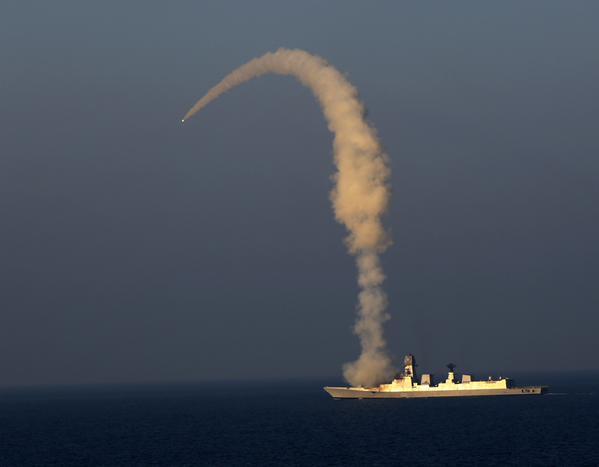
[324,355,547,399]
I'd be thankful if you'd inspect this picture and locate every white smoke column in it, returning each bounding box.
[182,48,395,387]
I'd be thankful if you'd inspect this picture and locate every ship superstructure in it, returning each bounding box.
[324,355,546,399]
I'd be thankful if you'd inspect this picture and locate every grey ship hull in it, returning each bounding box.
[324,386,546,399]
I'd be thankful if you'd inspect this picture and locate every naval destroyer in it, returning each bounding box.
[324,355,547,399]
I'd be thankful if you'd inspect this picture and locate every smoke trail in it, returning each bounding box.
[182,48,395,387]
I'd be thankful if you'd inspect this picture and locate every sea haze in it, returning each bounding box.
[0,372,597,466]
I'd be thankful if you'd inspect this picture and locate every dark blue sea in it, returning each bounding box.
[1,373,598,466]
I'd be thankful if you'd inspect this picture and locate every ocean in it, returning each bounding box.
[0,373,597,466]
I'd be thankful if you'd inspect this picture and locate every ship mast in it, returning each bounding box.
[403,354,417,379]
[446,363,456,383]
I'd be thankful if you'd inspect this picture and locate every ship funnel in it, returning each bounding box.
[421,374,433,386]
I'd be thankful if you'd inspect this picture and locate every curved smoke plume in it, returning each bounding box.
[182,48,395,387]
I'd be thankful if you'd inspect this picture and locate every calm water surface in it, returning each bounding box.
[0,373,597,466]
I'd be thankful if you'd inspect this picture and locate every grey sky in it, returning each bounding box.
[1,1,598,386]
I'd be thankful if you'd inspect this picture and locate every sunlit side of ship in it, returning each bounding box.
[324,355,547,399]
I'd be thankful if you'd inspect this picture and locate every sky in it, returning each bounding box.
[1,1,598,386]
